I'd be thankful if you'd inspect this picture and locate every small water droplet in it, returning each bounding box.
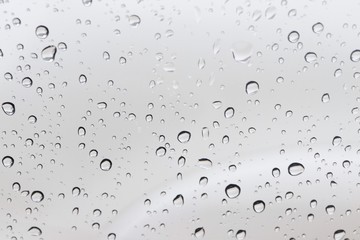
[253,200,265,213]
[225,184,241,199]
[2,156,14,168]
[224,107,235,118]
[41,45,57,62]
[108,233,116,240]
[97,102,107,109]
[31,191,44,203]
[177,131,191,143]
[332,136,342,146]
[35,25,49,39]
[304,52,317,63]
[79,74,87,84]
[312,22,324,33]
[2,102,15,116]
[173,194,184,207]
[321,93,330,103]
[82,0,92,7]
[272,168,280,178]
[350,49,360,62]
[129,15,141,27]
[100,159,112,171]
[288,31,300,43]
[288,162,305,176]
[245,81,259,95]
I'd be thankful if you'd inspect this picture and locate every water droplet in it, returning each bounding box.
[224,107,235,118]
[82,0,92,7]
[108,233,116,240]
[236,230,246,240]
[231,41,252,62]
[325,205,335,215]
[41,45,57,62]
[177,131,191,143]
[288,31,300,43]
[173,194,184,207]
[350,49,360,62]
[272,168,280,178]
[97,102,107,109]
[312,22,324,33]
[253,200,265,213]
[194,227,205,238]
[304,52,317,63]
[198,58,206,69]
[2,102,15,116]
[22,77,33,88]
[330,138,342,149]
[198,158,212,169]
[333,229,346,240]
[2,156,14,168]
[100,159,112,171]
[79,74,87,84]
[245,81,259,95]
[321,93,330,103]
[288,162,305,176]
[28,115,37,124]
[129,15,141,27]
[156,147,166,157]
[35,25,49,39]
[225,184,241,199]
[265,6,277,19]
[31,191,44,203]
[28,226,42,236]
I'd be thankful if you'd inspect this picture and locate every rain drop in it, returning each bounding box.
[35,25,49,39]
[41,45,57,62]
[177,131,191,143]
[2,102,15,116]
[100,159,112,171]
[225,184,241,199]
[245,81,259,95]
[288,162,305,176]
[253,200,265,213]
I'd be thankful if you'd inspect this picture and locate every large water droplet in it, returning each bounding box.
[236,230,246,240]
[177,131,191,143]
[350,49,360,62]
[41,45,57,62]
[173,194,184,207]
[253,200,265,213]
[22,77,33,88]
[325,205,335,215]
[288,31,300,43]
[2,102,15,116]
[231,41,252,62]
[107,233,116,240]
[197,158,212,169]
[194,227,205,238]
[31,191,44,203]
[28,226,42,236]
[245,81,259,95]
[224,107,235,118]
[156,147,166,157]
[129,15,141,27]
[100,159,112,171]
[2,156,14,168]
[333,229,346,240]
[304,52,317,63]
[288,162,305,176]
[332,136,342,146]
[35,25,49,39]
[312,22,324,33]
[225,184,241,199]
